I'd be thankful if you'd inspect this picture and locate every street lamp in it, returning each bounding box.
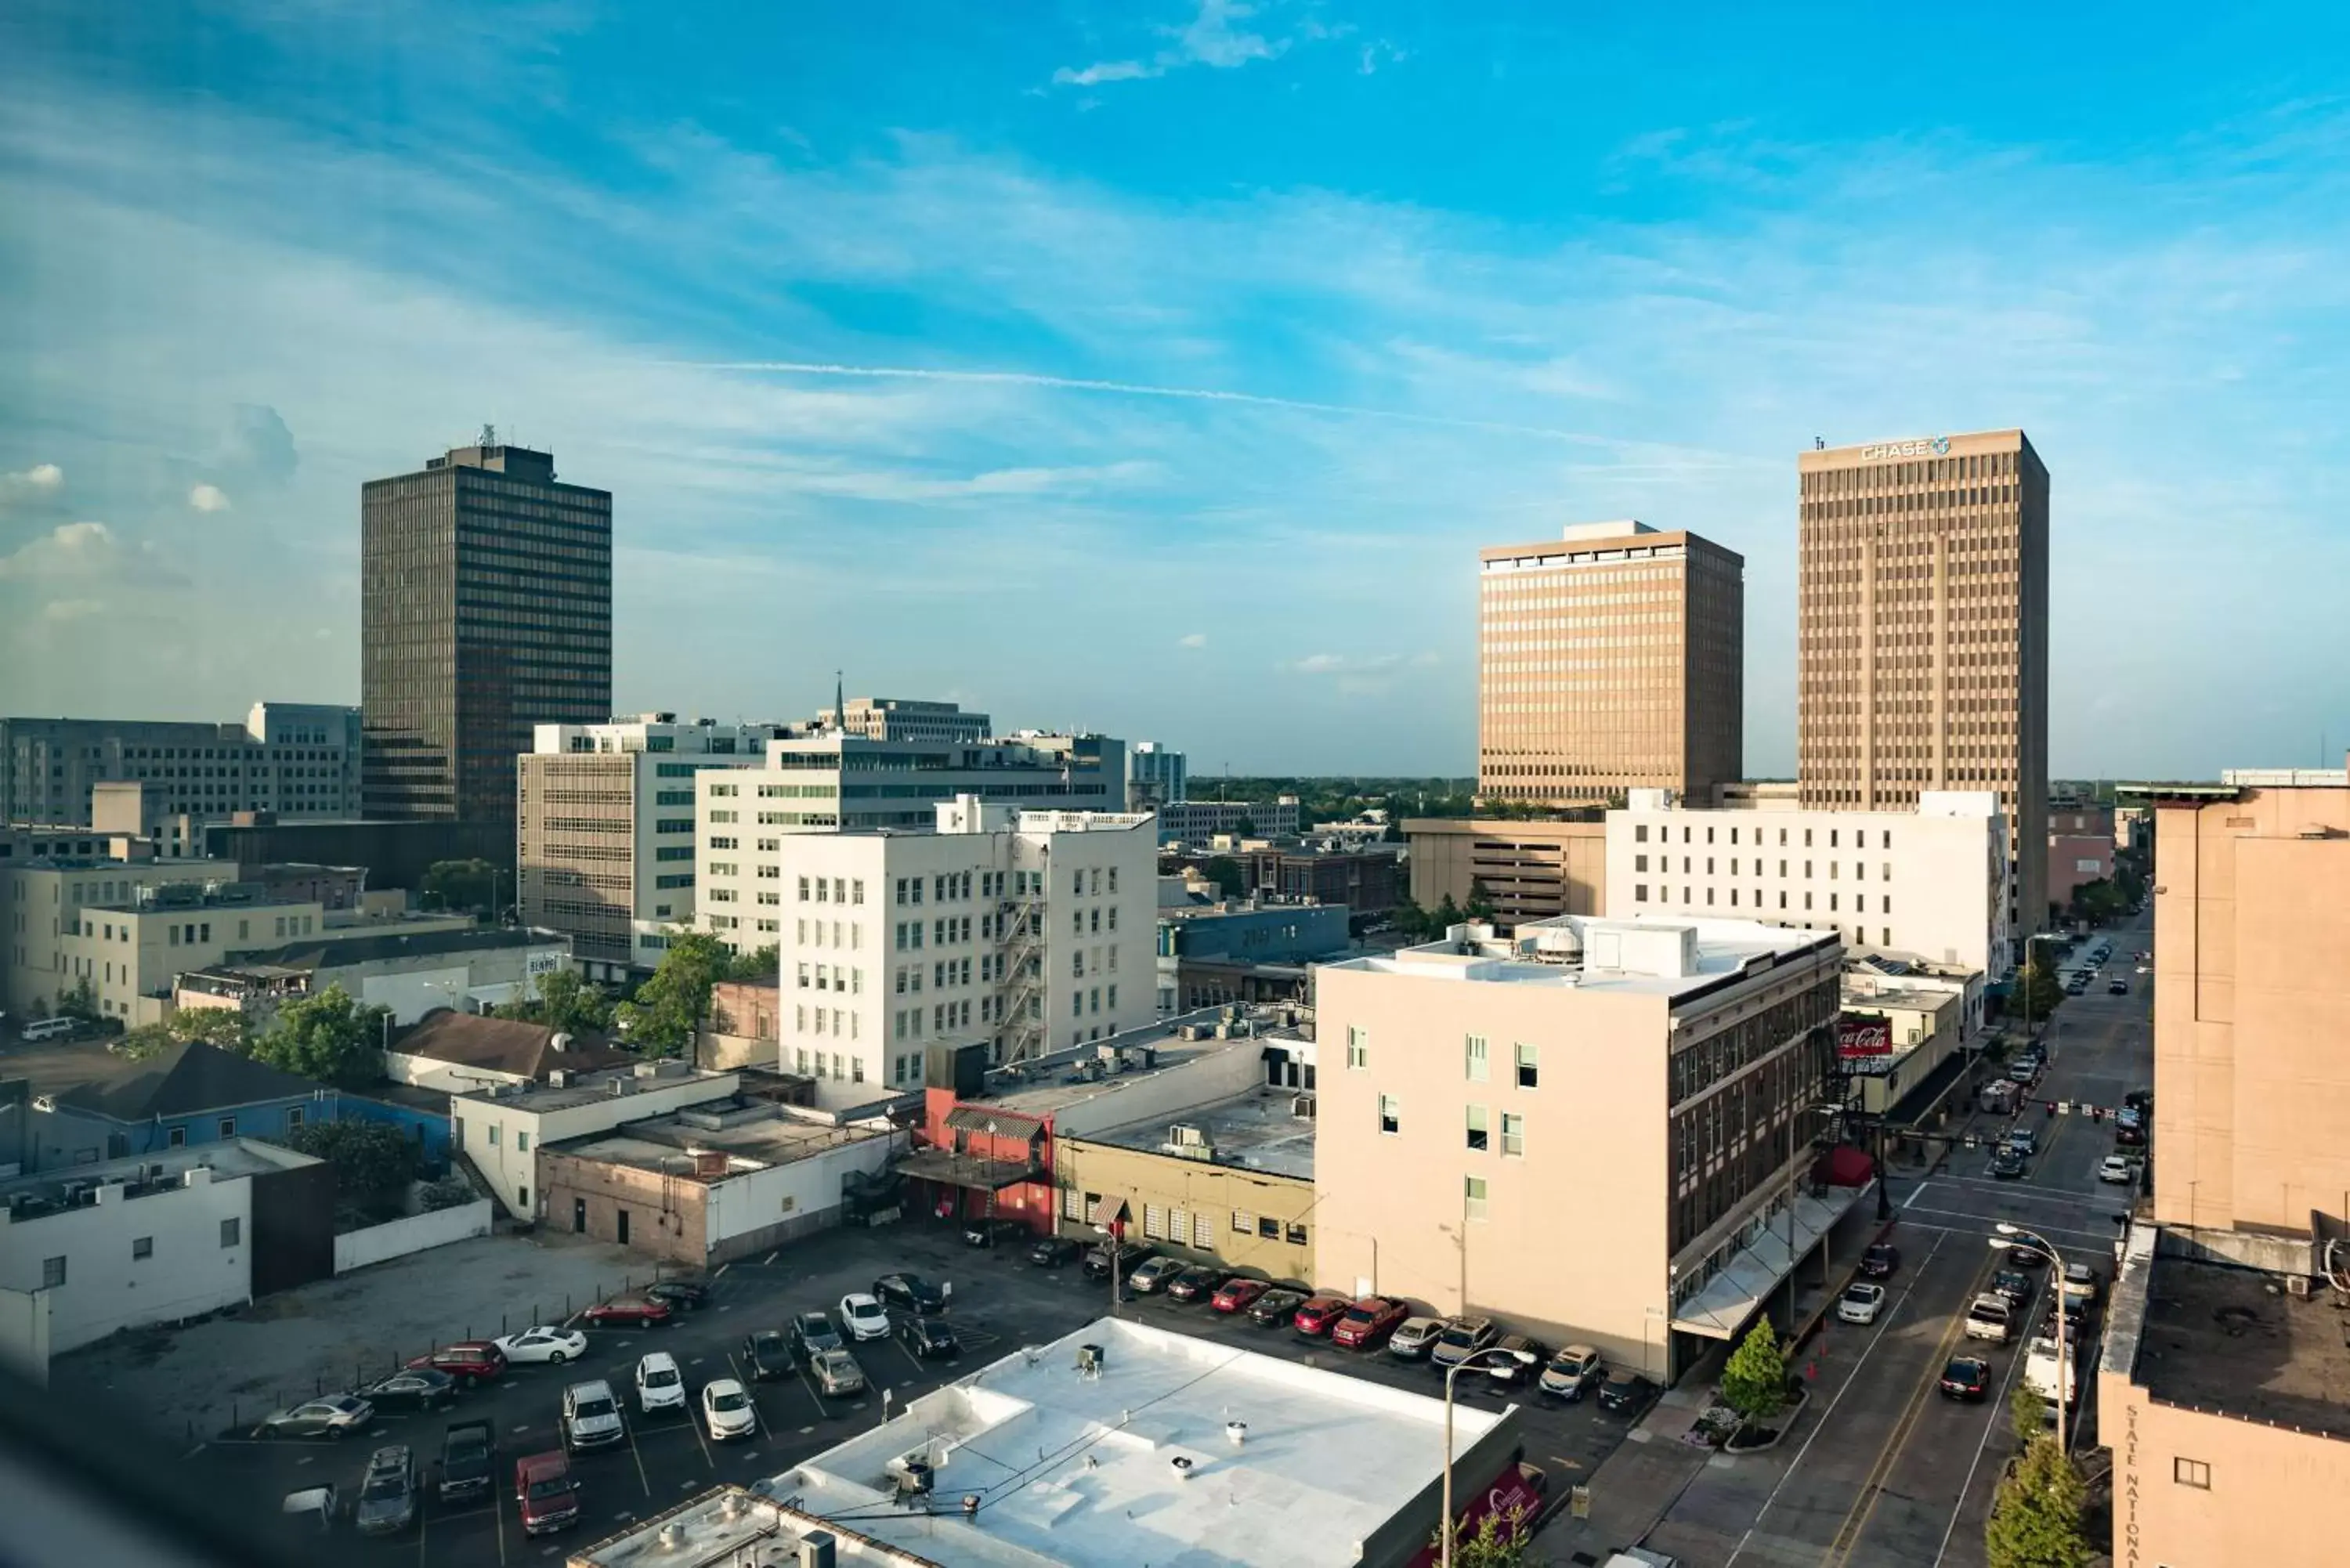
[1991,1223,2070,1455]
[1438,1345,1538,1568]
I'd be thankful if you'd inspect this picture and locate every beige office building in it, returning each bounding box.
[1796,431,2048,935]
[1314,915,1847,1382]
[1478,521,1744,807]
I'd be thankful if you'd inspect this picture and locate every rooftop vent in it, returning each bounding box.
[656,1520,688,1552]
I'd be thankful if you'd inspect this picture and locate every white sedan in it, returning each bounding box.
[837,1292,891,1342]
[1836,1282,1888,1325]
[2099,1154,2139,1185]
[701,1378,757,1441]
[494,1325,589,1365]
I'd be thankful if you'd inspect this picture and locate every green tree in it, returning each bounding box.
[2009,1378,2051,1447]
[1432,893,1464,930]
[1720,1318,1791,1425]
[114,1022,178,1061]
[250,983,389,1088]
[56,975,99,1021]
[168,1006,250,1052]
[1464,878,1497,922]
[2018,943,2066,1023]
[724,945,779,983]
[1202,857,1246,898]
[615,930,732,1057]
[280,1119,418,1219]
[421,858,501,916]
[1984,1434,2089,1568]
[1431,1501,1532,1568]
[495,967,614,1034]
[1390,898,1430,938]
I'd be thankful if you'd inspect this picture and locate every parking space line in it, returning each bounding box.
[623,1418,651,1497]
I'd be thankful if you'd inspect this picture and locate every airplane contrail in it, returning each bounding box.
[680,359,1617,446]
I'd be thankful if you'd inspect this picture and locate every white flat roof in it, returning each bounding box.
[774,1317,1502,1568]
[1326,914,1833,999]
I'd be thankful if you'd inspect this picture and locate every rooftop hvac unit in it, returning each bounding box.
[1290,1095,1316,1120]
[2287,1273,2313,1298]
[1168,1123,1206,1147]
[797,1533,837,1568]
[548,1070,569,1089]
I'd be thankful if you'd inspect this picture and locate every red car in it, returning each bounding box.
[1292,1292,1352,1336]
[514,1451,580,1537]
[406,1341,506,1387]
[1211,1277,1271,1314]
[1331,1297,1408,1350]
[582,1297,674,1327]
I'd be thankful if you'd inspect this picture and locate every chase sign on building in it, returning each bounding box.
[1858,435,1952,459]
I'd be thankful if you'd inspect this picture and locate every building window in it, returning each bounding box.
[488,1125,501,1147]
[41,1256,65,1288]
[2174,1458,2211,1489]
[1231,1209,1253,1234]
[1634,884,1647,903]
[219,1218,240,1248]
[166,1126,185,1148]
[1465,1035,1489,1082]
[1377,1095,1400,1136]
[517,1133,529,1153]
[1501,1112,1524,1157]
[1346,1026,1367,1069]
[285,1107,304,1130]
[1464,1175,1488,1223]
[1514,1042,1538,1088]
[1285,1221,1307,1246]
[218,1118,236,1139]
[132,1237,153,1260]
[1466,1105,1489,1152]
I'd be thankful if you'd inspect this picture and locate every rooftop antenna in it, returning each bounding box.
[1813,435,1825,450]
[479,422,497,449]
[834,670,846,731]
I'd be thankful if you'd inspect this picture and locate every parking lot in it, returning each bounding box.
[110,1219,1636,1565]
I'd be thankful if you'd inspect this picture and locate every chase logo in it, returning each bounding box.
[1858,437,1950,459]
[1931,435,1950,455]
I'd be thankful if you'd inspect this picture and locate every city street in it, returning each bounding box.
[1633,912,2152,1568]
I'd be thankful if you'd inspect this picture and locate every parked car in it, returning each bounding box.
[1126,1255,1186,1295]
[2008,1244,2046,1270]
[2099,1154,2138,1185]
[360,1367,457,1413]
[514,1452,580,1537]
[406,1341,506,1389]
[494,1326,588,1365]
[353,1444,417,1537]
[1389,1315,1446,1361]
[1292,1292,1354,1338]
[1248,1288,1308,1327]
[1991,1269,2037,1307]
[2124,1088,2153,1111]
[810,1348,866,1398]
[700,1378,757,1442]
[1029,1235,1083,1269]
[438,1419,496,1504]
[1538,1344,1603,1400]
[1595,1369,1656,1415]
[741,1330,795,1382]
[1963,1295,2014,1344]
[1213,1277,1274,1314]
[559,1381,625,1453]
[790,1310,845,1361]
[582,1297,673,1328]
[899,1315,961,1359]
[872,1274,947,1314]
[2108,979,2128,995]
[1858,1243,1900,1279]
[262,1395,374,1440]
[1082,1243,1155,1281]
[1430,1315,1499,1368]
[1939,1356,1993,1402]
[1166,1265,1225,1303]
[634,1352,687,1415]
[2061,1263,2102,1307]
[2005,1127,2038,1156]
[964,1217,1029,1248]
[2115,1118,2147,1147]
[1485,1334,1546,1386]
[1331,1297,1408,1350]
[1990,1147,2027,1180]
[837,1293,892,1341]
[645,1279,710,1311]
[277,1486,336,1541]
[1837,1282,1888,1325]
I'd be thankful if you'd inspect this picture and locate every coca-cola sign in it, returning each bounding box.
[1838,1017,1893,1057]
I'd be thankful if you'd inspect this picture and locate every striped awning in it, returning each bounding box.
[944,1104,1045,1139]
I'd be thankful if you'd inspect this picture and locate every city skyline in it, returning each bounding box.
[7,4,2350,775]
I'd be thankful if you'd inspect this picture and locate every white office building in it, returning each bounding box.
[813,696,992,744]
[1605,788,2012,977]
[712,798,1156,1107]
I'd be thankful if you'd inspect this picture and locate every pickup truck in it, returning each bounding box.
[439,1418,496,1503]
[1963,1294,2014,1344]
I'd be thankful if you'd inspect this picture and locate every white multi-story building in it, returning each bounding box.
[721,798,1156,1107]
[813,696,992,744]
[1605,788,2012,977]
[1126,740,1188,810]
[518,717,786,979]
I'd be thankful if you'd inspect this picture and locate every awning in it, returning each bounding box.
[1670,1182,1871,1340]
[893,1147,1039,1191]
[944,1105,1044,1139]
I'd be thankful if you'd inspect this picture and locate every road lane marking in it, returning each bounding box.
[1932,1290,2040,1567]
[714,1263,732,1280]
[1904,1182,1932,1211]
[1899,1207,2119,1245]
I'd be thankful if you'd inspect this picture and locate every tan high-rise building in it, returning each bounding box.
[1796,430,2048,939]
[1477,521,1743,807]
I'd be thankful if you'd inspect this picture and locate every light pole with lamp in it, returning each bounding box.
[1438,1344,1538,1568]
[1990,1222,2070,1454]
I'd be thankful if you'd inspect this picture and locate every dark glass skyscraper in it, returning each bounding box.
[360,439,612,824]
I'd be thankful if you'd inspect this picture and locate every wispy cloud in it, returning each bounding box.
[188,482,230,512]
[1177,631,1208,649]
[1,461,63,501]
[1053,0,1303,89]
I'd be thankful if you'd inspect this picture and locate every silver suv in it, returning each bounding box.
[561,1379,625,1452]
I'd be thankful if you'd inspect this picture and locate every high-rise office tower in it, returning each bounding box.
[1796,430,2048,938]
[361,436,612,824]
[1477,520,1744,807]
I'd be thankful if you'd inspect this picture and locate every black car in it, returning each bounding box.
[1859,1243,1900,1279]
[1990,1147,2027,1180]
[1082,1244,1155,1281]
[1991,1269,2037,1306]
[1029,1234,1083,1269]
[1248,1288,1307,1326]
[645,1279,710,1311]
[359,1367,457,1413]
[964,1217,1029,1248]
[1164,1265,1224,1302]
[1484,1334,1546,1386]
[1595,1370,1656,1415]
[1939,1357,1992,1402]
[788,1310,844,1362]
[2124,1089,2153,1112]
[897,1316,961,1360]
[873,1273,947,1314]
[740,1330,795,1382]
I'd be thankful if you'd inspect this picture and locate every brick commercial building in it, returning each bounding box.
[1478,519,1744,808]
[2045,797,2117,916]
[1239,845,1401,919]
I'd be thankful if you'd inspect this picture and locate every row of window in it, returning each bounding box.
[1633,883,1893,921]
[1342,1026,1539,1089]
[38,1218,242,1285]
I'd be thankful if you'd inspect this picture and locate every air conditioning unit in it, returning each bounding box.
[2287,1274,2313,1299]
[1290,1095,1316,1120]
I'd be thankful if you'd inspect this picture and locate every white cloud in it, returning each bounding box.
[0,521,118,580]
[1,462,63,501]
[1178,631,1208,649]
[1053,0,1296,89]
[41,598,104,623]
[188,482,231,512]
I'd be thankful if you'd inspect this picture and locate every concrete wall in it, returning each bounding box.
[700,1132,902,1260]
[0,1170,251,1353]
[453,1069,739,1219]
[0,1288,51,1386]
[334,1198,492,1274]
[1047,1040,1271,1141]
[1054,1139,1315,1283]
[535,1150,707,1266]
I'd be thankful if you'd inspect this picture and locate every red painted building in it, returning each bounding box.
[896,1086,1055,1232]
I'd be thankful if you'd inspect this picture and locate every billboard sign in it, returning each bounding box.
[1837,1016,1893,1058]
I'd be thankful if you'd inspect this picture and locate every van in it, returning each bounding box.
[20,1017,74,1042]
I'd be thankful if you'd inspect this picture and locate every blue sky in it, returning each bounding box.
[3,2,2348,775]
